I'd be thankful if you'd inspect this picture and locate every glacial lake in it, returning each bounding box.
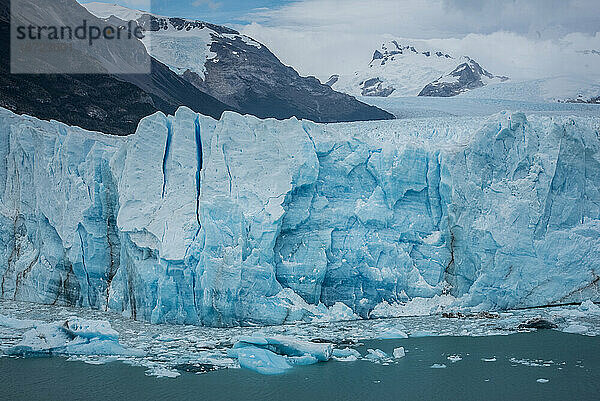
[2,331,598,401]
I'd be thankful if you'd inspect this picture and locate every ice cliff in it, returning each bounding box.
[1,107,599,326]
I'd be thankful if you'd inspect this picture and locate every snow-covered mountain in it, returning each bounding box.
[0,0,234,135]
[419,57,509,97]
[83,2,393,123]
[328,40,508,97]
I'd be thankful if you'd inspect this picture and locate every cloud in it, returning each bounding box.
[192,0,222,11]
[238,0,600,80]
[246,0,600,38]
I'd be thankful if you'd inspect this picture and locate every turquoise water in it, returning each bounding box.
[1,331,598,401]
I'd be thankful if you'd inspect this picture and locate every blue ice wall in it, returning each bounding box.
[1,107,598,326]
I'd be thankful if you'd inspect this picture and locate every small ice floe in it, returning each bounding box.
[5,317,144,358]
[482,357,497,362]
[393,347,406,359]
[579,300,600,313]
[563,324,588,334]
[509,358,554,367]
[227,336,333,375]
[332,347,361,362]
[365,348,391,363]
[67,355,118,365]
[447,355,462,362]
[0,314,40,329]
[536,378,549,383]
[145,366,181,378]
[430,363,447,369]
[377,328,408,339]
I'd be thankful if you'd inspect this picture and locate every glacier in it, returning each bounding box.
[0,106,599,327]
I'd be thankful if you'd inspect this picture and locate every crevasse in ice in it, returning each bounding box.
[0,107,598,327]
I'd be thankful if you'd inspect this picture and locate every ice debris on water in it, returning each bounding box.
[537,378,549,383]
[5,316,143,357]
[447,355,462,362]
[430,363,447,369]
[579,300,600,313]
[1,299,599,377]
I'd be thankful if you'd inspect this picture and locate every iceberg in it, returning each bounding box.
[393,347,406,358]
[0,105,599,327]
[332,347,361,361]
[228,335,333,374]
[365,348,391,362]
[5,316,143,357]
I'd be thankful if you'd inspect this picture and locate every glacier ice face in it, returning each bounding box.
[0,106,599,327]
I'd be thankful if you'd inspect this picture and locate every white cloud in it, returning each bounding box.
[239,0,600,81]
[192,0,222,11]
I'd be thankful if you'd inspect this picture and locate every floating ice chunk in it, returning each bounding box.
[365,348,390,362]
[482,357,497,362]
[145,366,181,378]
[62,317,119,341]
[537,378,549,383]
[0,314,40,329]
[377,328,409,339]
[430,363,447,369]
[393,347,406,358]
[229,336,332,374]
[334,355,359,362]
[6,317,143,357]
[228,346,294,375]
[333,347,361,359]
[579,300,600,313]
[447,355,462,362]
[509,358,555,367]
[563,324,588,334]
[234,336,333,362]
[288,354,319,366]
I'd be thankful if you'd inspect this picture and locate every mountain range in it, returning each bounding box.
[83,2,393,123]
[0,0,392,136]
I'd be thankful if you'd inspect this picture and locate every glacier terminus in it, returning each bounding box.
[0,106,599,327]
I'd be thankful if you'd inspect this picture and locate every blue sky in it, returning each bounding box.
[107,0,294,24]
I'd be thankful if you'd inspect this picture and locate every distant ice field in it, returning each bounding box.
[359,95,600,119]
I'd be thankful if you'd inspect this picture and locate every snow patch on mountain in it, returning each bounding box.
[329,40,508,98]
[83,2,245,79]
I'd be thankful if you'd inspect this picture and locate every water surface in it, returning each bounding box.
[2,331,598,401]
